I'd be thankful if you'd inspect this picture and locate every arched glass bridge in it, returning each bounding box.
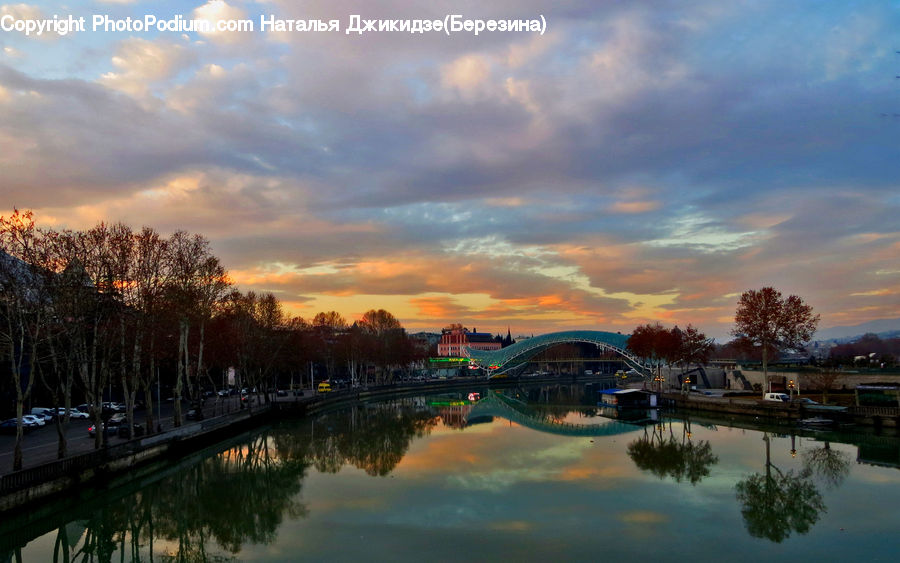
[467,392,648,437]
[463,330,650,379]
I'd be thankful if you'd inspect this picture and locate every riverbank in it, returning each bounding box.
[4,374,898,514]
[0,376,497,514]
[661,391,900,428]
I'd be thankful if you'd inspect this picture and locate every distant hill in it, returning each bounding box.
[814,318,900,342]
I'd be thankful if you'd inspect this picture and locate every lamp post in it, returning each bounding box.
[157,366,162,433]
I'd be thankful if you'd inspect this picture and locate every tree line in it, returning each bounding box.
[626,287,821,392]
[1,210,426,471]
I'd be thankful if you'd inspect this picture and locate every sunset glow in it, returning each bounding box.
[2,1,898,339]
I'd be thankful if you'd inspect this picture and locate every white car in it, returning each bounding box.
[22,414,45,427]
[54,407,90,419]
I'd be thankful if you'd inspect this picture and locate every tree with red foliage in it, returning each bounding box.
[732,287,819,391]
[627,323,682,390]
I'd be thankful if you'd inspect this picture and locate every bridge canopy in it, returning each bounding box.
[464,330,646,376]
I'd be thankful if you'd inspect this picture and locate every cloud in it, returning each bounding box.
[192,0,251,44]
[0,3,42,23]
[441,54,491,95]
[99,38,194,98]
[2,1,898,337]
[609,200,662,214]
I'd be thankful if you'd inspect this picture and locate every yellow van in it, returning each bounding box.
[317,382,332,393]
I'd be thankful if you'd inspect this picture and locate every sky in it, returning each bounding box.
[1,1,898,341]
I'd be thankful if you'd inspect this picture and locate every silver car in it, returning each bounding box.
[53,407,90,419]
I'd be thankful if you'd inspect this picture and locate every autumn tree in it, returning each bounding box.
[627,323,682,389]
[732,287,819,392]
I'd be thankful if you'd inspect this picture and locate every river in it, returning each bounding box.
[3,382,899,561]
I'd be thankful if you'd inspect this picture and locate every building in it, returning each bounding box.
[438,326,501,357]
[409,331,441,355]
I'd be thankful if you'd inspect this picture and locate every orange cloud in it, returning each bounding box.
[609,200,662,214]
[618,511,669,524]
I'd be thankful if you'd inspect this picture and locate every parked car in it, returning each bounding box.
[88,423,109,437]
[0,419,23,433]
[793,397,819,404]
[117,423,144,438]
[22,414,45,427]
[79,403,116,417]
[186,409,204,421]
[52,407,90,419]
[30,408,56,421]
[763,393,790,402]
[106,413,127,427]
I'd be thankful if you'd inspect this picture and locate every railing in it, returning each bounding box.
[0,406,273,497]
[849,406,900,417]
[0,441,136,495]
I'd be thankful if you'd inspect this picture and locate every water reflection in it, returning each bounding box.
[734,434,826,543]
[296,399,439,476]
[627,419,719,485]
[802,441,851,490]
[3,384,898,561]
[39,432,310,562]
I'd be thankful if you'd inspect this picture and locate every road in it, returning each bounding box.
[0,394,263,473]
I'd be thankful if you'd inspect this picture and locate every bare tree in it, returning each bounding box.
[359,309,403,384]
[0,210,53,469]
[51,225,121,449]
[677,324,713,371]
[165,232,229,427]
[131,227,170,434]
[805,368,843,404]
[311,311,347,383]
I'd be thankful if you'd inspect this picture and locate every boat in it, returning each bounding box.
[800,417,834,427]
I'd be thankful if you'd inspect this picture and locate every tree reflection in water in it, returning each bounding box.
[734,434,827,543]
[297,399,440,476]
[44,431,309,562]
[627,419,719,485]
[802,441,850,490]
[40,399,438,562]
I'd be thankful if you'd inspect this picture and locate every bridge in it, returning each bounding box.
[466,391,648,437]
[463,330,650,378]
